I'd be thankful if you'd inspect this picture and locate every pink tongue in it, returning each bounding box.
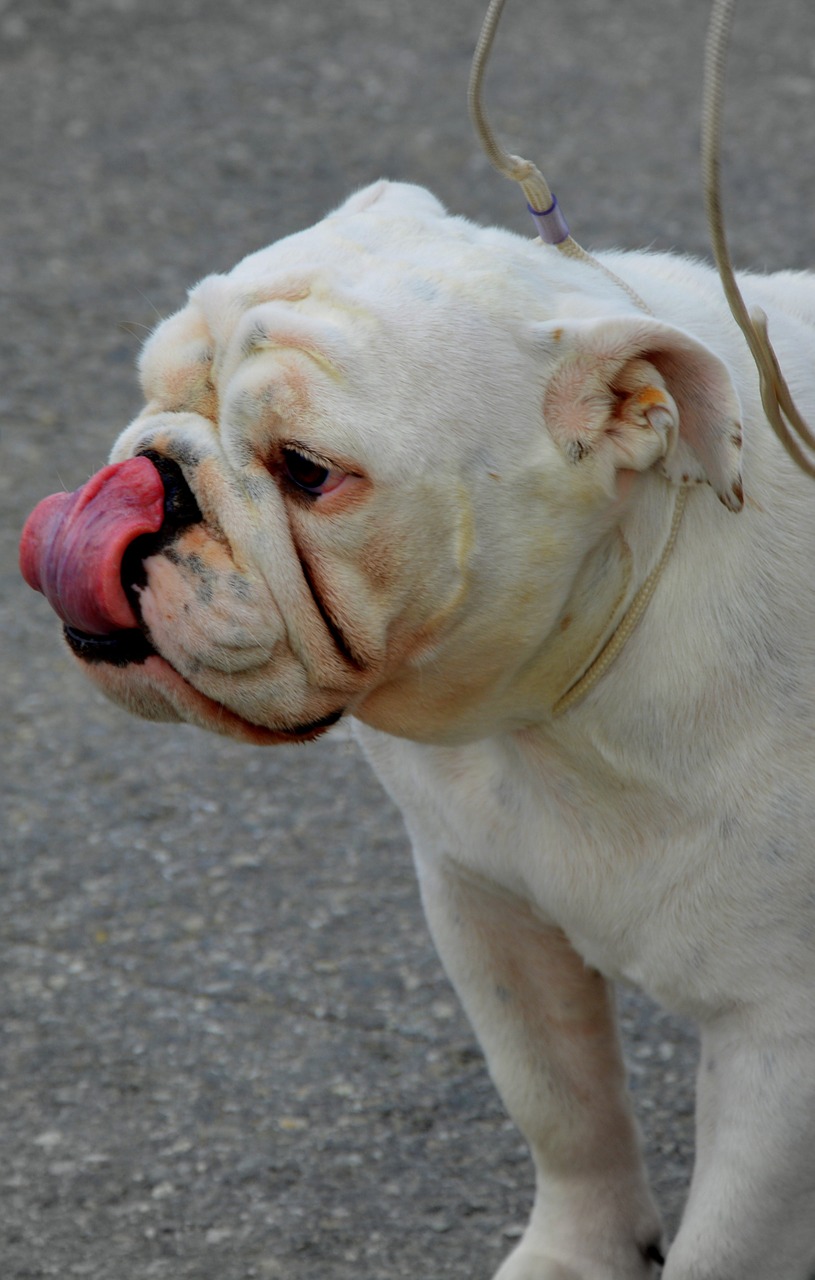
[20,456,165,635]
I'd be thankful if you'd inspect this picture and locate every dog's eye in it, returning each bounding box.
[282,447,345,496]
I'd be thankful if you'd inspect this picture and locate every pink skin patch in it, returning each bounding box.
[19,456,165,635]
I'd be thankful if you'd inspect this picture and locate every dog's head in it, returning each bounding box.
[21,181,743,744]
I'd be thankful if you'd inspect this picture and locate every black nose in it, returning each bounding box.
[139,450,203,533]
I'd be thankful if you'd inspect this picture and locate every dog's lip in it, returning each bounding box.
[64,623,155,667]
[135,652,345,744]
[65,627,343,744]
[276,706,345,740]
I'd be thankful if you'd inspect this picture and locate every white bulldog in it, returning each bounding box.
[20,180,815,1279]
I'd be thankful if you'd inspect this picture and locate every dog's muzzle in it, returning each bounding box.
[20,452,202,666]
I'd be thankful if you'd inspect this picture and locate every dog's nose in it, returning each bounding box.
[20,452,202,661]
[138,450,202,538]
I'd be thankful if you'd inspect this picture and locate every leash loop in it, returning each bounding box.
[468,0,686,715]
[552,487,688,717]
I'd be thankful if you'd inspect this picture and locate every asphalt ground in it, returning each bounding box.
[2,1,815,1277]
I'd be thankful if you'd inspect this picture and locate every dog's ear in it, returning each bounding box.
[537,316,744,511]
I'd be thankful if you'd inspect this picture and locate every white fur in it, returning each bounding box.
[82,182,815,1277]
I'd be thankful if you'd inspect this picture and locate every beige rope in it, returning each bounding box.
[702,0,815,480]
[468,0,690,716]
[467,0,815,718]
[552,487,688,717]
[468,0,555,217]
[468,0,653,316]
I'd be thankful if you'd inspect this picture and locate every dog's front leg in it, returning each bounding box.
[414,851,664,1280]
[664,1013,815,1280]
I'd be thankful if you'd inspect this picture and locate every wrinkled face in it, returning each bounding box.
[29,182,581,746]
[101,266,483,742]
[21,181,743,746]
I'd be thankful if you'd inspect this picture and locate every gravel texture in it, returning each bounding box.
[3,1,814,1276]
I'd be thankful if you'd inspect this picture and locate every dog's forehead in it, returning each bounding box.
[188,181,546,359]
[136,182,566,464]
[231,180,481,291]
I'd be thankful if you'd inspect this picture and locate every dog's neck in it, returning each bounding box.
[551,484,688,717]
[513,477,688,723]
[355,475,689,744]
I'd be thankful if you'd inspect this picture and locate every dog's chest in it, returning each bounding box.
[357,726,690,989]
[356,718,815,1020]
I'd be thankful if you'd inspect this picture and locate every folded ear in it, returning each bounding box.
[537,316,744,511]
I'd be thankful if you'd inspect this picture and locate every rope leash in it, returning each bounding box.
[468,0,653,317]
[702,0,815,479]
[467,0,815,715]
[470,0,815,482]
[551,487,688,718]
[468,0,681,715]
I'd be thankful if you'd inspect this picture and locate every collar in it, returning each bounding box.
[551,485,687,716]
[508,481,688,722]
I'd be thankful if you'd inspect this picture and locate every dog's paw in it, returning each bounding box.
[492,1250,584,1280]
[492,1239,663,1280]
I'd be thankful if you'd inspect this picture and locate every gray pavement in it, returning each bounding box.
[2,1,814,1276]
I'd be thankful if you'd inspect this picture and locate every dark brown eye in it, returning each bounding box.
[281,448,346,497]
[283,449,331,493]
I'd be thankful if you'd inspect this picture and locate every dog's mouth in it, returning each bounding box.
[55,453,198,670]
[20,451,201,633]
[62,623,344,743]
[63,623,156,667]
[22,453,345,744]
